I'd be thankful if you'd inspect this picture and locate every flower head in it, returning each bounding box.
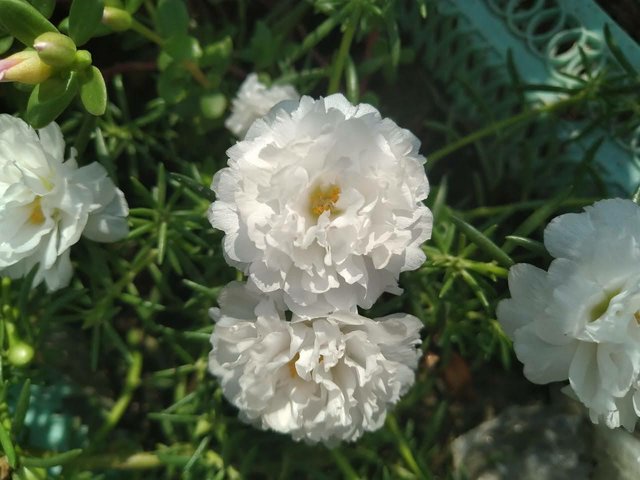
[0,115,129,290]
[225,73,299,138]
[497,199,640,430]
[209,281,422,444]
[210,94,432,316]
[0,50,52,85]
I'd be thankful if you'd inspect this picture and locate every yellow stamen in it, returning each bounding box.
[308,184,341,218]
[635,311,640,324]
[287,353,300,378]
[27,197,45,225]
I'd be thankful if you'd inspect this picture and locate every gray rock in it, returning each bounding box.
[593,425,640,480]
[451,404,593,480]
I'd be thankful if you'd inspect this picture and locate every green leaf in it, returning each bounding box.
[163,34,201,61]
[80,66,107,115]
[68,0,104,46]
[449,213,515,268]
[155,0,188,38]
[124,0,144,13]
[157,63,188,103]
[27,0,55,18]
[200,35,232,70]
[21,448,83,468]
[12,378,31,436]
[26,71,80,128]
[0,0,57,46]
[169,173,215,202]
[0,35,13,54]
[0,421,16,468]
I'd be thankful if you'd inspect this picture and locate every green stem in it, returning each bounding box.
[386,414,432,480]
[328,6,360,94]
[91,351,143,446]
[130,19,163,45]
[427,93,586,167]
[70,452,166,470]
[329,449,360,480]
[284,7,349,66]
[73,114,97,158]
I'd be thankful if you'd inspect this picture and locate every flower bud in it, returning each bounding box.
[102,6,133,32]
[7,341,34,367]
[73,50,92,70]
[0,50,52,85]
[33,32,77,68]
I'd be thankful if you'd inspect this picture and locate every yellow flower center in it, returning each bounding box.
[27,197,45,225]
[308,184,341,218]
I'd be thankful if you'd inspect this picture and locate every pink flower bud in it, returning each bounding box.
[0,50,52,85]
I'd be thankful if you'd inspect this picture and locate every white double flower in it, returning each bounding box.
[0,115,129,290]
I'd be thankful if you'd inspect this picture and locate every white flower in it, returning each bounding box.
[210,94,432,316]
[208,281,423,444]
[225,73,299,138]
[497,199,640,430]
[0,115,129,291]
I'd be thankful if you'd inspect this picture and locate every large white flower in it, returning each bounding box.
[497,199,640,430]
[0,115,129,291]
[225,73,299,138]
[210,94,432,316]
[208,281,423,444]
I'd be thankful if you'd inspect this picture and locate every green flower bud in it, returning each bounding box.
[73,50,92,70]
[102,6,132,32]
[33,32,77,67]
[8,341,34,367]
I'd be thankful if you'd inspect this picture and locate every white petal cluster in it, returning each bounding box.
[209,282,422,444]
[0,115,129,291]
[497,199,640,430]
[210,94,432,317]
[225,73,299,138]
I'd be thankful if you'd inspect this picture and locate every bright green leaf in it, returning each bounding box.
[0,0,57,46]
[26,71,80,128]
[155,0,188,38]
[68,0,104,46]
[80,66,107,115]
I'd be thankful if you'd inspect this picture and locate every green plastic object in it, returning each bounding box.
[400,0,640,194]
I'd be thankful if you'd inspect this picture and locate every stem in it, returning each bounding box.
[91,351,143,446]
[386,414,432,480]
[427,93,586,168]
[130,19,163,45]
[70,452,165,470]
[328,6,360,94]
[284,7,349,66]
[73,114,97,158]
[329,449,360,480]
